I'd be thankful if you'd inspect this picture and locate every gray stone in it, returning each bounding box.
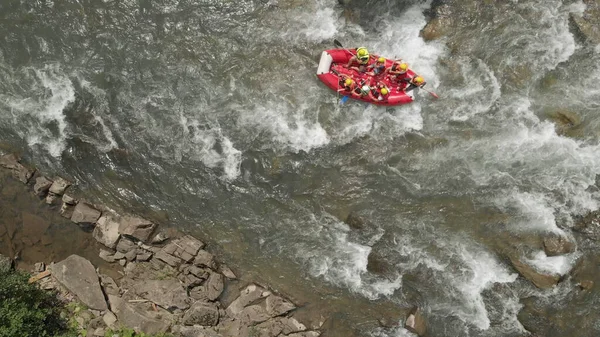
[238,305,271,325]
[136,251,153,262]
[92,328,105,336]
[194,250,216,269]
[113,251,126,260]
[50,255,107,310]
[218,264,236,280]
[286,332,320,337]
[510,257,560,289]
[45,192,59,205]
[226,284,271,317]
[119,259,127,267]
[266,294,296,317]
[543,234,575,256]
[114,299,172,335]
[116,237,137,253]
[151,231,170,244]
[49,177,71,195]
[254,316,306,337]
[99,249,116,263]
[99,274,120,296]
[118,216,157,243]
[155,250,182,267]
[94,214,121,249]
[172,325,222,337]
[59,203,75,218]
[0,154,35,183]
[134,279,189,310]
[182,301,219,326]
[180,235,205,256]
[71,203,101,225]
[188,265,209,279]
[102,311,118,328]
[124,250,137,262]
[0,153,20,170]
[33,176,53,197]
[204,272,224,301]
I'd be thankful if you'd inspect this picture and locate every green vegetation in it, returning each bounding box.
[0,268,69,337]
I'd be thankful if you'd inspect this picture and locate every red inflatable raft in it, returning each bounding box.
[316,48,417,106]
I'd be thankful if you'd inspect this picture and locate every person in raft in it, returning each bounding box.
[367,57,387,76]
[346,47,371,73]
[337,76,356,93]
[387,61,411,89]
[404,75,426,93]
[369,83,390,102]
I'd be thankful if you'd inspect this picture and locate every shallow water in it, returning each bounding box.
[1,0,600,336]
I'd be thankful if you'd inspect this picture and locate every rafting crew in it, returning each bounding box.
[387,61,411,90]
[367,57,387,76]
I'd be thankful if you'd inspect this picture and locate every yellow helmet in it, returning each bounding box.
[344,78,354,86]
[377,57,385,63]
[413,76,424,84]
[356,47,370,63]
[399,63,408,71]
[380,87,389,95]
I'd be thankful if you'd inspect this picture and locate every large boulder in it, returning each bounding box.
[404,307,427,336]
[542,234,575,256]
[33,176,53,197]
[93,214,121,249]
[0,154,35,183]
[113,299,172,334]
[50,255,107,310]
[510,257,560,289]
[48,177,71,195]
[118,215,157,242]
[226,284,271,317]
[133,279,189,310]
[569,0,600,44]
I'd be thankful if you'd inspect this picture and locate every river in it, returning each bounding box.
[1,0,600,336]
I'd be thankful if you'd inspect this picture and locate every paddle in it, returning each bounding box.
[340,95,350,104]
[334,39,357,58]
[421,87,439,99]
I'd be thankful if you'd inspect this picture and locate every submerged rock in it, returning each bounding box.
[404,307,426,336]
[569,0,600,44]
[510,257,560,289]
[542,234,575,256]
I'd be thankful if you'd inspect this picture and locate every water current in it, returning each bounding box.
[1,0,600,336]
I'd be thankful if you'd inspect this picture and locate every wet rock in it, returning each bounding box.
[366,249,394,276]
[33,176,53,197]
[133,279,189,310]
[94,214,121,249]
[0,154,35,183]
[71,203,102,225]
[218,263,237,280]
[151,231,169,244]
[542,234,575,256]
[118,215,157,243]
[569,0,600,45]
[510,257,560,289]
[266,294,296,317]
[48,177,71,195]
[404,307,426,336]
[182,301,219,326]
[570,253,599,291]
[50,255,108,310]
[172,325,221,337]
[21,212,50,245]
[45,192,59,205]
[345,212,367,230]
[578,280,594,290]
[574,210,600,239]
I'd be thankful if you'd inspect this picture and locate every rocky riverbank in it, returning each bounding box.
[0,152,325,337]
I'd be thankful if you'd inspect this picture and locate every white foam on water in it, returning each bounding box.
[2,64,74,158]
[239,100,330,153]
[523,250,577,276]
[78,78,119,152]
[494,190,562,233]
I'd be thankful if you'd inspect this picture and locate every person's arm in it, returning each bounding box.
[346,56,356,67]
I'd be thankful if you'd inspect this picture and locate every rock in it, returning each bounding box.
[124,250,137,262]
[92,328,105,336]
[163,236,206,263]
[50,255,107,310]
[99,274,120,296]
[194,250,216,269]
[0,253,13,271]
[119,259,127,267]
[404,307,426,336]
[579,280,594,290]
[33,176,53,197]
[71,203,101,225]
[182,301,219,326]
[203,272,224,301]
[510,257,560,289]
[49,177,71,195]
[113,251,126,260]
[116,237,137,253]
[45,192,59,205]
[102,311,118,328]
[345,212,367,230]
[134,279,189,310]
[136,251,153,261]
[155,250,182,267]
[171,325,222,337]
[62,193,78,205]
[34,262,46,272]
[151,231,170,244]
[21,212,50,245]
[59,203,75,218]
[118,215,157,242]
[286,332,320,337]
[99,250,116,263]
[542,234,575,256]
[238,305,271,325]
[114,299,172,334]
[188,265,209,279]
[226,284,271,317]
[0,154,35,183]
[179,235,205,256]
[255,317,306,337]
[569,1,600,45]
[93,214,121,249]
[266,294,296,317]
[218,263,237,279]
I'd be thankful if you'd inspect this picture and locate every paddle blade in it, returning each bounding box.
[334,39,343,48]
[428,91,439,99]
[340,95,350,105]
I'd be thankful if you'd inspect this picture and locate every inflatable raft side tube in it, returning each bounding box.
[317,51,333,75]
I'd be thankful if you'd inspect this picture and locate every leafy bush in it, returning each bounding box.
[0,268,70,337]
